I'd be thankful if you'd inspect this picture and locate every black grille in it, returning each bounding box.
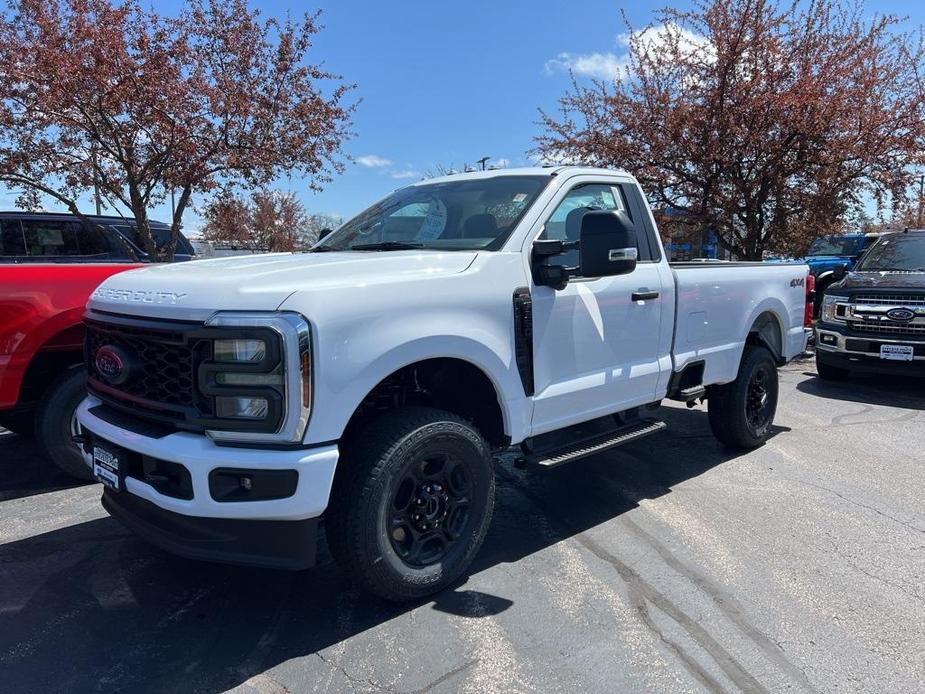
[84,313,284,434]
[85,320,206,417]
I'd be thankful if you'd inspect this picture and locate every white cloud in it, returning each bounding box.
[356,154,392,168]
[390,169,420,180]
[544,52,628,80]
[530,151,576,166]
[544,23,711,81]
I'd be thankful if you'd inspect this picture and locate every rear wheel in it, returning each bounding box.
[327,407,495,601]
[36,365,93,481]
[708,345,779,450]
[815,355,850,381]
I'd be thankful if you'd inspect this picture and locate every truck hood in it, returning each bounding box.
[802,255,853,272]
[832,270,925,292]
[88,250,478,320]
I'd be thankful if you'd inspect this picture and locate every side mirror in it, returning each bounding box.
[579,210,638,278]
[832,264,847,281]
[318,228,333,241]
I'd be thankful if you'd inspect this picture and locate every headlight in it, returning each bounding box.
[216,395,270,419]
[821,295,848,323]
[203,312,312,444]
[214,338,266,362]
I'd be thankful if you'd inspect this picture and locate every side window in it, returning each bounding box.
[540,183,629,271]
[1,220,26,256]
[20,220,108,258]
[78,224,112,257]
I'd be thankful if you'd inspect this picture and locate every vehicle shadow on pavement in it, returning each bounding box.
[0,431,92,502]
[0,406,761,693]
[797,373,925,410]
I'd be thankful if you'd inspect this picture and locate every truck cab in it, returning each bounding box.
[75,167,810,600]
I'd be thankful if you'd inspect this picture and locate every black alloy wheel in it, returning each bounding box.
[388,451,473,567]
[744,360,775,436]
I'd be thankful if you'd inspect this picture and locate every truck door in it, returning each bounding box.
[529,181,668,435]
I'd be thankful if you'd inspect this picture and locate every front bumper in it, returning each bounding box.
[815,324,925,375]
[102,487,319,569]
[76,395,339,567]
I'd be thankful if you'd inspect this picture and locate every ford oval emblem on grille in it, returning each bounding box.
[886,308,915,322]
[95,345,130,385]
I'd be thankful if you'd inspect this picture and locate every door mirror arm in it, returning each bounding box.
[531,239,580,290]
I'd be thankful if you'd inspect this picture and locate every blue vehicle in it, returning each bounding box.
[801,233,881,314]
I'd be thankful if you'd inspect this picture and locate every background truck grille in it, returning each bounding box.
[85,321,207,417]
[853,294,925,306]
[849,321,925,336]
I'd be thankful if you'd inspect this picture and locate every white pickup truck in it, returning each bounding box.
[76,167,810,600]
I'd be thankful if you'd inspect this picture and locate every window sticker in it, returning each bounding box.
[35,228,65,245]
[414,199,448,241]
[600,190,616,208]
[512,193,527,203]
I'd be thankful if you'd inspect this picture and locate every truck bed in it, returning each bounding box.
[670,261,809,387]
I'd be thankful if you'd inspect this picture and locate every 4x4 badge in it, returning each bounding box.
[886,308,915,322]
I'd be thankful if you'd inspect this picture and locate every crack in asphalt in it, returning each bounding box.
[496,468,771,694]
[784,477,925,535]
[409,658,479,693]
[314,651,394,692]
[619,516,819,693]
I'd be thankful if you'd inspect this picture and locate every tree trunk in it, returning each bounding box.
[127,183,158,261]
[164,185,193,263]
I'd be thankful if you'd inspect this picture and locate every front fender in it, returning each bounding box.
[304,334,529,445]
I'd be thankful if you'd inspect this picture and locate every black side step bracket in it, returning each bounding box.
[517,419,666,469]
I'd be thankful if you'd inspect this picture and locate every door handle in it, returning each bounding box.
[632,291,660,301]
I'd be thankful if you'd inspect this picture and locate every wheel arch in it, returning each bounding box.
[7,318,86,410]
[746,310,785,364]
[338,356,510,450]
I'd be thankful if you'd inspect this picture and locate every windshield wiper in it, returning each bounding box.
[349,241,424,251]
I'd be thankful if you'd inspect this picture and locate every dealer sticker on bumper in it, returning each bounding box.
[93,445,121,491]
[880,344,914,362]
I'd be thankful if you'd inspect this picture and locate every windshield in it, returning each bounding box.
[315,175,549,252]
[855,233,925,272]
[807,236,860,256]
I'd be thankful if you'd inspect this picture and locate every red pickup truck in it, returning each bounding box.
[1,212,194,478]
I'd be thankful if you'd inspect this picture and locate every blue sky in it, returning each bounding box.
[3,0,924,232]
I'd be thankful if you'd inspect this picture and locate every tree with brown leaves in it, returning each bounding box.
[0,0,353,260]
[536,0,925,259]
[201,189,338,252]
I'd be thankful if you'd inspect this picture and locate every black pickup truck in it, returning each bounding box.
[815,229,925,379]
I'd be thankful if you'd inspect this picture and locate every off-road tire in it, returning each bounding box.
[326,406,495,602]
[708,345,779,450]
[36,365,93,480]
[815,355,850,381]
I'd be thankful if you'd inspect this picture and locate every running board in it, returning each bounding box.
[519,420,667,469]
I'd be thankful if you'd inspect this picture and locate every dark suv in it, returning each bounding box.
[0,212,195,262]
[815,229,925,379]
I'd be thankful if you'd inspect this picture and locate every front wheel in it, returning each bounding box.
[708,345,779,450]
[327,407,495,601]
[36,365,93,481]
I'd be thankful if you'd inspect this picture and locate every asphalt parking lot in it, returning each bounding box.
[1,355,923,694]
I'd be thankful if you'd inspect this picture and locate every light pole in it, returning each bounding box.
[917,174,924,229]
[477,156,490,171]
